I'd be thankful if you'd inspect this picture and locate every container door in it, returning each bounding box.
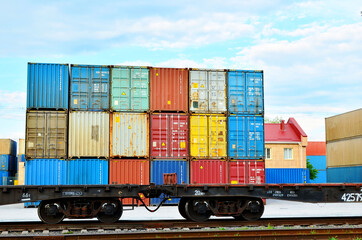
[26,112,46,158]
[228,115,247,159]
[0,155,9,171]
[247,161,265,184]
[209,115,227,158]
[246,116,264,159]
[170,115,188,158]
[190,115,208,157]
[190,71,208,112]
[246,71,263,114]
[209,71,226,113]
[90,67,109,110]
[71,66,89,110]
[111,68,130,111]
[46,112,67,159]
[131,68,149,111]
[191,160,228,184]
[150,114,169,157]
[229,161,247,184]
[228,71,246,113]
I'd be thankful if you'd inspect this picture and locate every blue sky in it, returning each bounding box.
[0,0,361,141]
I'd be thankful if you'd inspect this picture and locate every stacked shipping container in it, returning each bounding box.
[307,141,327,183]
[0,139,17,185]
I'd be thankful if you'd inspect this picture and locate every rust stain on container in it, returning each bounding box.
[150,68,188,112]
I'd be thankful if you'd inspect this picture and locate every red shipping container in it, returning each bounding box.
[150,68,189,112]
[229,161,265,184]
[109,159,150,205]
[306,141,326,156]
[150,113,189,158]
[190,159,228,184]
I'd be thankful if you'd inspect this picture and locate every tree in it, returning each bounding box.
[264,116,283,123]
[307,159,319,180]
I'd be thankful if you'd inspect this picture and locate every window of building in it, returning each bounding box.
[284,148,293,160]
[265,148,271,160]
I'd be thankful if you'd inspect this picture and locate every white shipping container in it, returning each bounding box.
[190,70,227,113]
[69,111,109,158]
[110,113,149,158]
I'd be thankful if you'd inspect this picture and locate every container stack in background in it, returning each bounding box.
[325,109,362,183]
[227,70,265,184]
[0,139,17,185]
[108,66,150,205]
[16,138,26,185]
[307,141,327,183]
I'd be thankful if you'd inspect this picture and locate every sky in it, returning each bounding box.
[0,0,361,141]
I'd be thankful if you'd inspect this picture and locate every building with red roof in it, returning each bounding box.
[265,118,308,168]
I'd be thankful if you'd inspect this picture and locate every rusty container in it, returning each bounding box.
[149,68,188,112]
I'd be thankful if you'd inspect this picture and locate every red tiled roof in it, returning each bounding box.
[265,118,307,142]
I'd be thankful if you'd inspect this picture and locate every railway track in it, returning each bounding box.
[1,217,362,239]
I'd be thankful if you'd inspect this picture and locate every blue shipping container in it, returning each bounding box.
[27,63,69,110]
[228,70,263,114]
[0,171,15,185]
[327,166,362,183]
[70,65,110,111]
[67,159,108,185]
[228,115,264,159]
[0,155,17,171]
[151,160,189,205]
[307,155,327,170]
[309,169,327,183]
[18,154,26,162]
[265,168,310,184]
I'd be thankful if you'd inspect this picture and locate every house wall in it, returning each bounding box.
[265,143,307,168]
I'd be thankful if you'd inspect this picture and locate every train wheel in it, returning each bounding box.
[178,198,190,220]
[96,200,123,223]
[38,201,65,224]
[240,198,264,221]
[185,199,211,222]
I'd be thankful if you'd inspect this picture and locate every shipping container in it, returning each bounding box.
[190,159,228,184]
[327,166,362,183]
[228,70,263,114]
[0,155,17,171]
[265,168,309,184]
[70,65,110,111]
[111,66,149,112]
[190,114,227,159]
[325,108,362,142]
[69,111,109,158]
[67,159,108,185]
[26,111,68,159]
[27,63,69,110]
[306,141,326,156]
[150,68,188,112]
[228,115,264,159]
[109,159,150,205]
[190,70,227,113]
[18,139,25,155]
[110,113,148,158]
[307,155,327,170]
[18,154,25,162]
[150,113,188,158]
[18,162,25,185]
[326,137,362,167]
[309,169,327,183]
[0,171,15,186]
[229,161,265,184]
[0,139,17,156]
[150,159,189,205]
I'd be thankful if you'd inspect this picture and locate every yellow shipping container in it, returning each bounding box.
[190,114,227,158]
[326,137,362,167]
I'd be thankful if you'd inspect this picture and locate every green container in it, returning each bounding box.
[111,66,149,112]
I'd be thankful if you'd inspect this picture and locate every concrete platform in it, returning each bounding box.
[0,199,361,222]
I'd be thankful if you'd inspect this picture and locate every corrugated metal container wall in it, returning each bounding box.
[190,114,227,159]
[325,108,362,142]
[326,137,362,167]
[18,154,25,162]
[0,139,17,156]
[228,115,264,159]
[26,111,68,159]
[190,70,226,113]
[190,160,228,184]
[327,166,362,183]
[0,171,14,185]
[17,162,25,185]
[27,63,69,110]
[110,113,148,158]
[0,155,17,171]
[150,113,188,158]
[307,155,327,170]
[306,142,326,156]
[229,161,265,184]
[309,169,327,183]
[150,159,189,205]
[111,66,149,112]
[109,159,150,205]
[18,139,25,155]
[70,65,110,111]
[150,68,188,112]
[67,159,108,184]
[69,111,109,158]
[265,168,309,184]
[228,70,263,114]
